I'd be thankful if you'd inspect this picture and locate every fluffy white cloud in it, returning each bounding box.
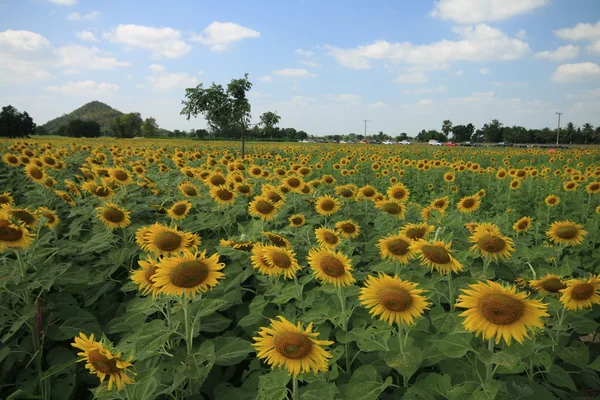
[588,41,600,56]
[0,30,53,83]
[455,70,465,76]
[76,30,98,42]
[417,99,433,105]
[296,49,315,57]
[403,86,447,95]
[0,29,50,51]
[552,62,600,83]
[430,0,549,23]
[515,29,528,40]
[477,67,490,74]
[258,75,273,82]
[135,83,146,89]
[395,72,428,84]
[273,68,316,78]
[327,94,362,104]
[191,22,259,52]
[104,24,191,59]
[325,24,529,69]
[566,88,600,99]
[43,80,119,94]
[554,20,600,41]
[68,11,101,21]
[147,72,198,92]
[148,64,165,72]
[48,0,77,5]
[368,101,387,109]
[55,45,131,69]
[300,59,322,68]
[62,69,79,75]
[535,45,579,61]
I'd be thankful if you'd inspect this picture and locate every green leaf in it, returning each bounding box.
[470,381,501,400]
[199,313,232,333]
[385,347,423,380]
[490,351,520,368]
[119,319,172,361]
[351,325,391,352]
[430,306,459,333]
[129,369,159,400]
[547,364,577,391]
[191,298,228,319]
[238,312,266,328]
[589,355,600,372]
[531,351,553,371]
[257,370,290,400]
[406,373,452,400]
[213,337,254,366]
[183,341,215,385]
[557,342,589,368]
[345,365,392,400]
[299,380,337,400]
[434,332,472,358]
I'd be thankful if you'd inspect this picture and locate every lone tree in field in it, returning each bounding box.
[181,74,252,145]
[442,120,453,138]
[0,105,36,138]
[259,111,281,138]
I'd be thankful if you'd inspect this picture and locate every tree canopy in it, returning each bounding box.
[0,105,36,138]
[111,113,143,138]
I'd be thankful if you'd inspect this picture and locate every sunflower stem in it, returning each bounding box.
[447,272,454,312]
[482,259,491,278]
[336,287,351,374]
[182,298,193,355]
[486,339,495,382]
[292,377,299,400]
[552,308,566,351]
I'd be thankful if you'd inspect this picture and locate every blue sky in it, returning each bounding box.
[1,0,599,136]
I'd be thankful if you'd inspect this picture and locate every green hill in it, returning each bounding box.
[42,101,123,134]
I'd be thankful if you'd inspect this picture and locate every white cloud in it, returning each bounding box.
[273,68,316,78]
[148,64,165,72]
[147,72,198,92]
[566,88,600,99]
[403,86,447,95]
[455,70,464,76]
[327,94,362,105]
[135,83,146,89]
[535,45,579,61]
[258,75,273,82]
[554,20,600,41]
[104,24,191,59]
[76,30,98,42]
[197,70,203,75]
[395,72,428,84]
[67,11,101,21]
[449,91,497,104]
[490,81,529,87]
[0,30,53,83]
[62,69,79,75]
[300,59,322,68]
[586,40,600,56]
[325,24,529,69]
[417,99,433,105]
[515,29,527,40]
[190,22,259,52]
[55,45,131,69]
[0,29,50,51]
[48,0,77,5]
[430,0,549,23]
[296,48,315,57]
[368,101,387,109]
[476,67,490,74]
[552,62,600,83]
[43,80,119,94]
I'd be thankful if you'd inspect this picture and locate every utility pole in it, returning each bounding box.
[363,120,369,137]
[555,111,563,145]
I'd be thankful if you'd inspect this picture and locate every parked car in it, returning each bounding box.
[445,141,458,146]
[399,140,413,145]
[382,140,395,145]
[359,140,368,144]
[372,140,382,144]
[428,140,442,146]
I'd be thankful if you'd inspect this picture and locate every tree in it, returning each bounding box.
[442,120,453,138]
[111,113,143,138]
[451,124,475,142]
[480,119,504,143]
[582,123,595,144]
[35,126,48,136]
[0,105,36,138]
[195,128,209,139]
[416,129,446,142]
[66,119,101,138]
[259,111,281,138]
[141,117,159,137]
[181,73,252,139]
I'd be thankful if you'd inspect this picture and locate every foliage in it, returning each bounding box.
[111,113,143,138]
[141,117,159,137]
[66,119,101,138]
[42,101,123,135]
[0,105,36,138]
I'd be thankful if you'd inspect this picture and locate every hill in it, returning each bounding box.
[42,101,123,134]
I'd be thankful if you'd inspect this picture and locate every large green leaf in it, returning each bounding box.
[213,336,254,366]
[345,365,392,400]
[385,347,423,381]
[256,370,290,400]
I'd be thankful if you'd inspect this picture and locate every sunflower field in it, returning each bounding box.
[1,139,600,400]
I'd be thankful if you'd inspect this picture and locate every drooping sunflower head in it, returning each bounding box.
[387,183,410,202]
[469,229,515,262]
[411,239,463,274]
[288,214,306,228]
[335,185,355,199]
[377,233,414,264]
[152,250,225,297]
[544,194,560,207]
[179,181,199,197]
[96,202,131,229]
[456,280,549,345]
[529,274,566,296]
[0,210,34,252]
[315,195,340,216]
[37,207,59,229]
[249,196,280,221]
[457,195,481,213]
[315,227,341,249]
[334,220,360,239]
[167,201,192,220]
[375,200,406,219]
[5,206,38,229]
[559,275,600,310]
[359,273,430,326]
[307,247,355,287]
[513,216,533,233]
[253,316,333,377]
[131,256,160,298]
[210,185,237,205]
[25,163,45,182]
[261,231,291,248]
[546,220,587,246]
[400,222,434,241]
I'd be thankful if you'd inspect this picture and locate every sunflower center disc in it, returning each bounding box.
[95,187,111,197]
[171,261,209,288]
[590,184,600,191]
[479,293,525,325]
[477,235,507,253]
[288,178,300,188]
[571,283,594,300]
[422,245,451,264]
[292,217,302,225]
[339,189,352,197]
[268,193,282,203]
[541,278,566,293]
[320,255,345,277]
[10,210,35,225]
[218,189,233,200]
[391,189,406,200]
[270,252,292,269]
[145,265,158,283]
[211,176,226,186]
[276,332,312,360]
[156,231,183,251]
[103,208,125,223]
[30,168,43,179]
[88,350,119,374]
[172,204,188,215]
[405,228,425,240]
[183,187,197,196]
[267,235,286,247]
[518,221,529,230]
[320,200,334,211]
[388,239,409,256]
[382,203,401,214]
[0,221,24,242]
[434,200,446,209]
[256,201,274,214]
[41,212,55,224]
[463,199,475,208]
[341,223,356,234]
[114,170,128,181]
[43,156,56,165]
[363,188,375,197]
[556,226,578,239]
[378,286,413,311]
[323,232,338,244]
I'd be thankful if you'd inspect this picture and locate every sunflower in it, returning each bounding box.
[210,185,237,205]
[585,182,600,194]
[457,195,481,213]
[37,207,59,229]
[563,181,578,192]
[260,245,301,279]
[546,220,587,246]
[261,185,286,205]
[559,275,600,310]
[544,195,560,207]
[307,247,355,287]
[251,244,280,277]
[219,238,255,251]
[456,280,549,345]
[136,223,200,255]
[71,333,134,391]
[249,196,280,221]
[2,153,21,167]
[25,163,45,182]
[513,216,533,233]
[0,192,13,207]
[153,250,224,297]
[377,234,415,264]
[131,256,160,298]
[179,182,199,197]
[205,171,227,187]
[315,227,341,249]
[358,185,378,200]
[509,180,521,190]
[5,206,38,229]
[400,222,434,241]
[375,200,406,219]
[444,172,455,182]
[411,240,463,274]
[430,196,450,212]
[529,274,566,296]
[96,203,131,229]
[0,210,34,251]
[109,168,132,185]
[359,274,430,326]
[335,220,360,239]
[469,229,515,262]
[283,176,304,193]
[335,185,355,200]
[253,316,333,377]
[288,214,306,228]
[314,195,340,216]
[262,231,291,248]
[387,183,410,202]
